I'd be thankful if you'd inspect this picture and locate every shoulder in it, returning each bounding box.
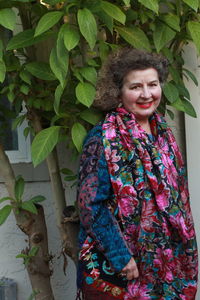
[83,121,103,146]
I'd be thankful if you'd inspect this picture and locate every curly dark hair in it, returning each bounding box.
[93,47,169,111]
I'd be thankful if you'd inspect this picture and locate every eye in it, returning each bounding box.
[150,82,159,87]
[130,85,140,90]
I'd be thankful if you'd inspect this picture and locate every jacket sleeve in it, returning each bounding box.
[77,125,132,272]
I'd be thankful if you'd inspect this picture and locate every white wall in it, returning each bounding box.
[0,181,77,300]
[183,44,200,299]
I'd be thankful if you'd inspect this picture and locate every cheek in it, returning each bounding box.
[122,91,138,103]
[151,92,161,105]
[155,88,162,99]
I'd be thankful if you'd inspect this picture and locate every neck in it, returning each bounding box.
[137,119,152,134]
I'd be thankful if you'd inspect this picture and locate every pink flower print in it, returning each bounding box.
[111,180,123,196]
[155,182,170,211]
[104,121,117,140]
[105,148,120,162]
[141,150,152,172]
[140,198,159,233]
[180,188,189,205]
[173,252,198,280]
[124,224,140,253]
[179,215,195,241]
[153,248,175,283]
[169,211,195,242]
[105,148,121,175]
[118,186,138,217]
[162,153,178,189]
[161,221,171,237]
[125,281,151,300]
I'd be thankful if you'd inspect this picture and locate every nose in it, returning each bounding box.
[141,86,151,99]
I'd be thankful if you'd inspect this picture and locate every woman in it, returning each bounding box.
[76,48,198,299]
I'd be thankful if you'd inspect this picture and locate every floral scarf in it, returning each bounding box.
[102,107,198,299]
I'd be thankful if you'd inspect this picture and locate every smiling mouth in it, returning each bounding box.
[137,101,153,109]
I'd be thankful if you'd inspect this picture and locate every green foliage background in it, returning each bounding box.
[0,0,200,166]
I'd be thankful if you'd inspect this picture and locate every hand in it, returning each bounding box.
[121,257,139,280]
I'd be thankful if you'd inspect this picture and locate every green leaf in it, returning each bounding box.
[6,29,55,51]
[26,62,56,81]
[183,68,198,86]
[16,254,29,259]
[183,0,199,11]
[138,0,159,13]
[30,195,46,203]
[63,24,80,51]
[20,70,31,85]
[0,60,6,83]
[75,82,96,107]
[0,197,13,204]
[34,11,64,37]
[187,21,200,55]
[80,108,103,125]
[0,205,12,225]
[73,68,84,82]
[139,11,149,24]
[87,58,99,67]
[20,84,30,95]
[12,114,26,130]
[7,90,15,102]
[161,48,174,63]
[161,14,180,32]
[50,47,66,87]
[64,175,77,181]
[101,1,126,25]
[71,122,87,152]
[27,290,40,300]
[60,168,74,175]
[126,9,138,23]
[56,25,69,73]
[96,10,113,33]
[116,26,151,51]
[171,98,197,117]
[31,126,61,167]
[163,82,179,103]
[78,8,97,50]
[169,66,181,84]
[15,176,25,201]
[0,40,3,60]
[177,84,190,100]
[123,0,130,5]
[167,109,174,120]
[54,83,65,114]
[0,8,16,31]
[21,201,38,214]
[29,246,39,256]
[24,127,30,139]
[79,67,97,85]
[153,23,176,52]
[43,0,67,4]
[12,0,32,2]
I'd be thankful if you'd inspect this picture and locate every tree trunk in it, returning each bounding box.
[0,144,54,300]
[29,109,80,266]
[21,205,54,300]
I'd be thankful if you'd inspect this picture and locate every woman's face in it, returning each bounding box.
[120,68,162,123]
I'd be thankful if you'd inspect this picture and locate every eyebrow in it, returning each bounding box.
[128,79,159,85]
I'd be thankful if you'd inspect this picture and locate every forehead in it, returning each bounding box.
[123,68,159,83]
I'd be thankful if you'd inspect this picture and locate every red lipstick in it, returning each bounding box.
[137,102,153,109]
